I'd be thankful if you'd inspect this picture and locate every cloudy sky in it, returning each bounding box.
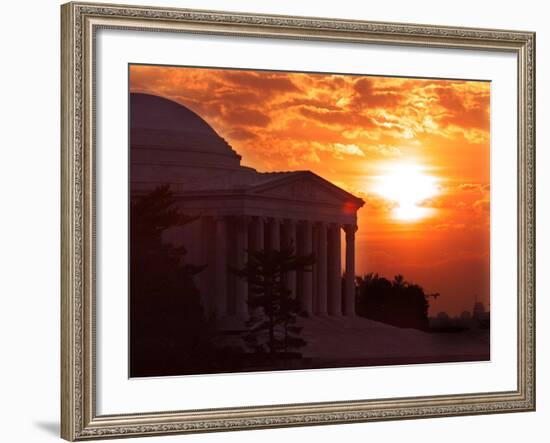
[130,64,490,316]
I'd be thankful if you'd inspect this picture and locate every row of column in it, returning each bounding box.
[209,216,357,320]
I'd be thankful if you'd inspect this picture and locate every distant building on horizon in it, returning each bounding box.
[430,298,490,330]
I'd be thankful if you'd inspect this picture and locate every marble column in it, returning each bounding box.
[214,216,228,318]
[344,224,357,316]
[312,225,319,314]
[285,219,297,299]
[235,217,249,319]
[328,223,342,316]
[199,216,213,315]
[253,216,265,253]
[316,222,328,315]
[300,220,313,315]
[268,217,281,251]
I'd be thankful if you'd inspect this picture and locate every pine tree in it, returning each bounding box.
[233,246,315,357]
[130,185,210,376]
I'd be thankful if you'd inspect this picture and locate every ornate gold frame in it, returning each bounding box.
[61,2,536,440]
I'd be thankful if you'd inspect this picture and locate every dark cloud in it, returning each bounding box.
[220,71,301,96]
[351,77,402,109]
[299,107,375,128]
[226,127,259,141]
[277,97,341,112]
[433,86,490,131]
[221,107,272,128]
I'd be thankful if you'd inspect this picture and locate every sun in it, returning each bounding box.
[372,163,440,221]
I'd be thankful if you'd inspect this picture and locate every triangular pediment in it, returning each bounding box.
[249,172,364,207]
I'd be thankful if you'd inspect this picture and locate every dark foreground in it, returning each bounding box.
[131,316,490,378]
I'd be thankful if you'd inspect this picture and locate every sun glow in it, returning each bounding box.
[373,163,440,221]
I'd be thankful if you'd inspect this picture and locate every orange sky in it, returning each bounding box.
[130,64,491,316]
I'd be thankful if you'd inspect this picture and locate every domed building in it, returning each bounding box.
[130,93,364,325]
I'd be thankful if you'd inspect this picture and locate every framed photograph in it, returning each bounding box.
[61,1,536,440]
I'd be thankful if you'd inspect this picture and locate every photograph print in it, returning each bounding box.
[129,64,490,378]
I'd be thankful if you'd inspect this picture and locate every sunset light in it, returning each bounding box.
[372,163,440,221]
[130,65,491,316]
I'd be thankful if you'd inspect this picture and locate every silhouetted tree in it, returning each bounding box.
[356,273,430,331]
[233,246,315,357]
[130,185,211,376]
